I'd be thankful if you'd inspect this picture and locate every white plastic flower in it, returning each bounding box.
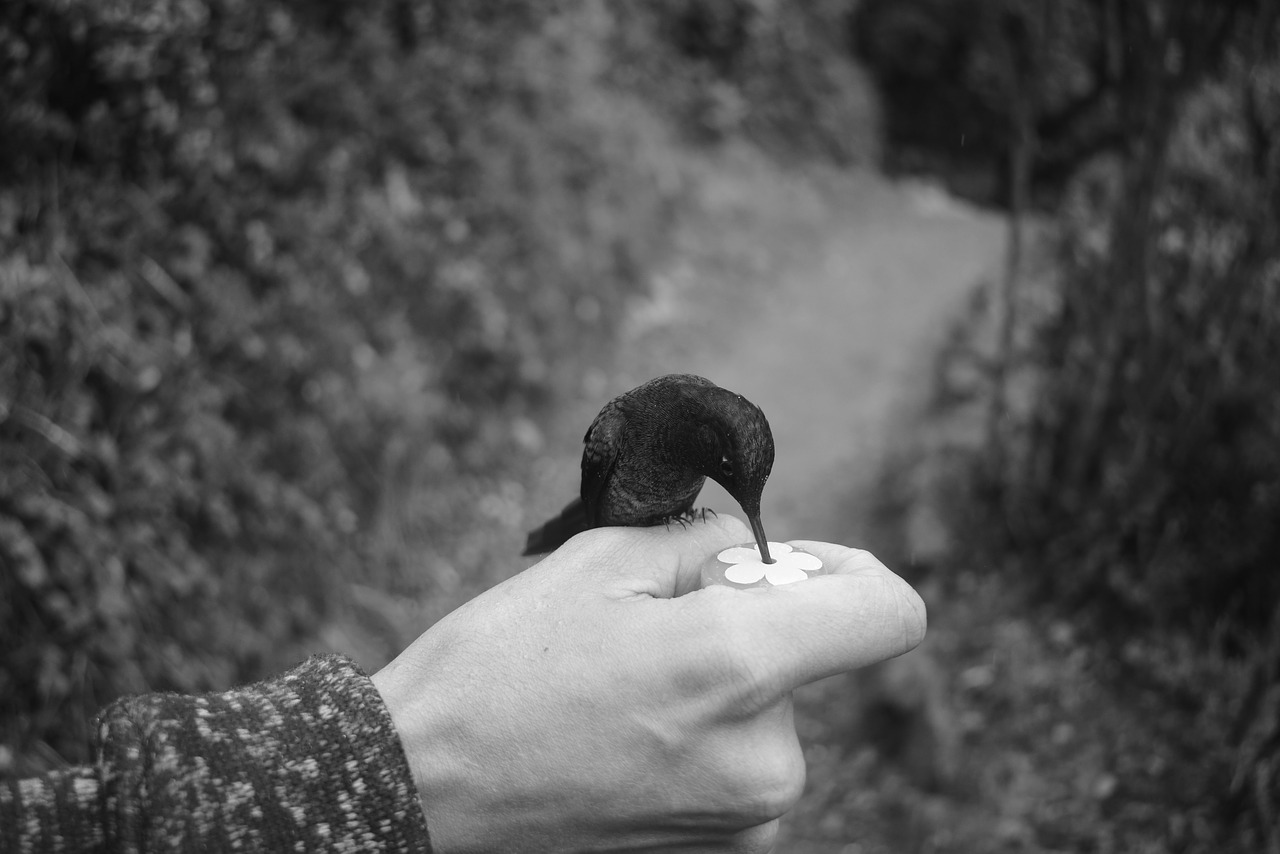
[716,542,823,586]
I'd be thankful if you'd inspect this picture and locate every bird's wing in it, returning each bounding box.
[579,397,628,527]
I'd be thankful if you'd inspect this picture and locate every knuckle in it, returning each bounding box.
[564,525,634,557]
[729,819,780,854]
[761,745,807,816]
[719,739,806,824]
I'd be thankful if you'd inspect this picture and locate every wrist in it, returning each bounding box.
[372,655,490,854]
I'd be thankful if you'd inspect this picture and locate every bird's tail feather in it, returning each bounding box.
[522,498,590,556]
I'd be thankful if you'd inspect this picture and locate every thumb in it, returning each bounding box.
[690,542,927,693]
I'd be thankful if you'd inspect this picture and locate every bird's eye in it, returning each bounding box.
[720,455,733,478]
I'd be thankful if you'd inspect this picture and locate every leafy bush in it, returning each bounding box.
[0,0,673,768]
[858,0,1280,635]
[971,3,1280,639]
[863,2,1280,844]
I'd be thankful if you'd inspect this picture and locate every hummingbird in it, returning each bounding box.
[523,374,776,562]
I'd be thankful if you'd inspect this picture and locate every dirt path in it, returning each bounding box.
[618,143,1005,550]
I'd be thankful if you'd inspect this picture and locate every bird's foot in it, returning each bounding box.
[663,513,691,531]
[663,507,716,530]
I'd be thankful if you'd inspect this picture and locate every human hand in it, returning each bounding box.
[372,516,926,854]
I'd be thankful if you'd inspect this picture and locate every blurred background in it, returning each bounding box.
[2,1,1278,850]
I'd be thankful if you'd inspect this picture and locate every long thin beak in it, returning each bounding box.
[748,512,773,564]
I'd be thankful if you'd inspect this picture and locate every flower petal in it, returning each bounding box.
[786,552,823,572]
[764,563,809,585]
[724,562,767,584]
[718,547,762,564]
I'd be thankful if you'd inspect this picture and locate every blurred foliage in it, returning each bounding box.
[1009,20,1280,842]
[959,0,1280,642]
[0,0,692,768]
[858,0,1280,634]
[854,0,1259,205]
[870,0,1280,846]
[608,0,876,165]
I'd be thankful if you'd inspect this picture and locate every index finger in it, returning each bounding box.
[700,542,927,691]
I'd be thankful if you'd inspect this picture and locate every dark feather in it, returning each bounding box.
[522,497,590,556]
[523,373,774,557]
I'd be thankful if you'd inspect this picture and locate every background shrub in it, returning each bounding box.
[859,2,1280,842]
[0,0,674,768]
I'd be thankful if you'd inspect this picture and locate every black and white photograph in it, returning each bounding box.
[2,2,1277,851]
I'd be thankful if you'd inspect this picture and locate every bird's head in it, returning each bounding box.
[685,387,776,562]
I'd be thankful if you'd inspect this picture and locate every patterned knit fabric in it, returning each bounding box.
[0,655,432,853]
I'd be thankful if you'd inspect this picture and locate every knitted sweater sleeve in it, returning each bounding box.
[0,655,432,853]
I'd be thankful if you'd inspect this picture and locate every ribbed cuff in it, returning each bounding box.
[98,654,431,852]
